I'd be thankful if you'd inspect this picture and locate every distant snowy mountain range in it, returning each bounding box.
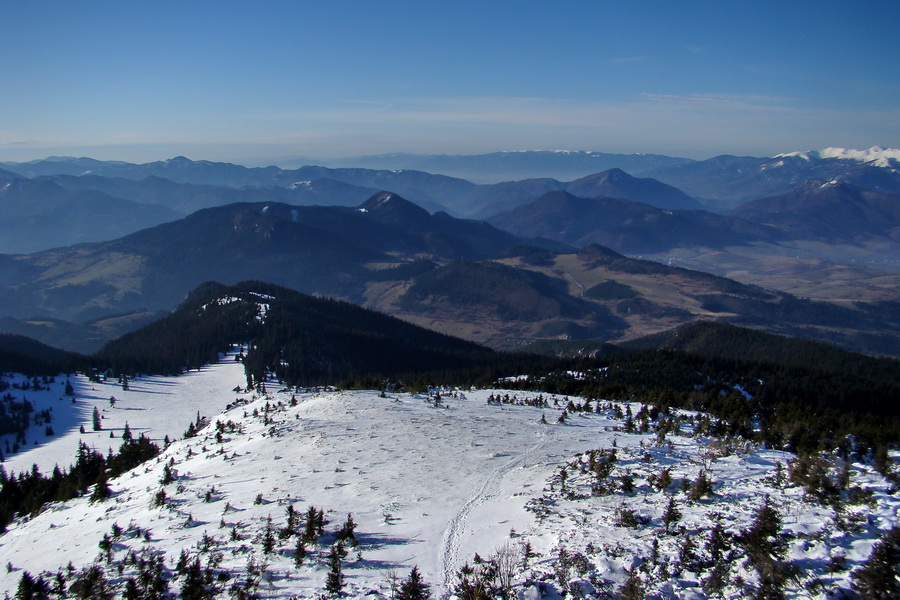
[777,146,900,168]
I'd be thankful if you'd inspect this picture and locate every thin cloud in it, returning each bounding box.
[605,56,649,64]
[638,92,796,108]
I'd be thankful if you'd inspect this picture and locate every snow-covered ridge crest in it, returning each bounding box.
[775,146,900,167]
[200,291,275,323]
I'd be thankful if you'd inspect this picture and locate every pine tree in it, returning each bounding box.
[286,504,299,532]
[68,565,113,600]
[325,543,344,595]
[618,568,644,600]
[90,475,112,503]
[303,505,319,543]
[180,557,211,600]
[739,497,789,600]
[92,407,102,431]
[316,507,326,537]
[662,496,681,533]
[261,516,276,555]
[851,525,900,600]
[16,570,50,600]
[397,566,430,600]
[689,470,713,502]
[160,463,175,485]
[122,578,140,600]
[338,513,357,545]
[294,537,307,567]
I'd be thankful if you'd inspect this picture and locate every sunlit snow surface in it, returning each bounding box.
[775,146,900,168]
[0,359,896,599]
[1,355,246,476]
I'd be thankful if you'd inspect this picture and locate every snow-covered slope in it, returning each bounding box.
[1,353,246,476]
[0,360,897,598]
[776,146,900,170]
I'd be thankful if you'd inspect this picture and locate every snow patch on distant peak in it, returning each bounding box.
[289,180,312,190]
[247,291,275,302]
[777,147,899,167]
[772,151,815,161]
[819,146,900,162]
[373,192,398,206]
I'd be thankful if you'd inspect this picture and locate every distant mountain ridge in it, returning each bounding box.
[729,180,900,243]
[0,176,182,253]
[0,193,523,322]
[647,146,900,208]
[317,149,694,183]
[487,190,783,253]
[0,157,714,254]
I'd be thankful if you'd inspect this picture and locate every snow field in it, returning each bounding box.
[1,353,246,476]
[0,361,896,599]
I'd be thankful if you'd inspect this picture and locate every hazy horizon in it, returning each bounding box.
[4,2,898,165]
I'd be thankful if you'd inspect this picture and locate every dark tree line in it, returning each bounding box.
[0,435,159,532]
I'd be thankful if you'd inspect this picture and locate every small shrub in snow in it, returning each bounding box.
[614,505,647,528]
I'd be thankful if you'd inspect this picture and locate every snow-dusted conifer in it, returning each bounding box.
[397,565,430,600]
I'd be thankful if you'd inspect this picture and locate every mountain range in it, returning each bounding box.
[486,190,785,253]
[729,179,900,243]
[645,147,900,209]
[0,191,896,357]
[1,149,899,358]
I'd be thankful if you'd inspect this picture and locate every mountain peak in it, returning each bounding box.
[362,190,404,208]
[564,169,703,210]
[359,191,432,223]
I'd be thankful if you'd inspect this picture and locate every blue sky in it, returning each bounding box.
[2,1,899,164]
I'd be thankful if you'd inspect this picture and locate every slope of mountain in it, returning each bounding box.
[97,280,502,385]
[0,312,165,356]
[363,244,900,355]
[1,157,474,215]
[563,168,703,210]
[620,319,900,376]
[0,177,182,253]
[487,191,783,253]
[648,147,900,208]
[3,156,702,221]
[730,180,900,243]
[395,261,627,341]
[0,195,523,323]
[0,333,85,375]
[458,168,703,218]
[42,173,381,214]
